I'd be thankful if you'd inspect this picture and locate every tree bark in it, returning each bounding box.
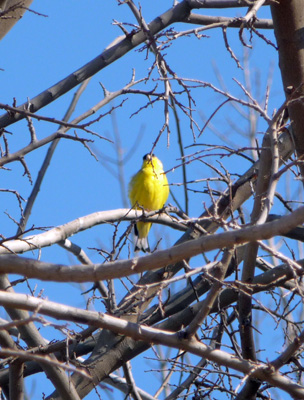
[271,0,304,176]
[0,0,34,40]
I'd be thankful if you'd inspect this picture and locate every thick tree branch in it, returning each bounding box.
[0,208,185,255]
[271,0,304,177]
[0,206,304,282]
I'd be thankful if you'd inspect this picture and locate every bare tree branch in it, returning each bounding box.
[0,290,302,399]
[0,206,303,282]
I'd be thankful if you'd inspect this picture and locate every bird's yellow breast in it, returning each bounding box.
[129,155,169,211]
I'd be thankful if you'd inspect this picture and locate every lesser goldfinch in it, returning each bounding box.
[128,153,169,252]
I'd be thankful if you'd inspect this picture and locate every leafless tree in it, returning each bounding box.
[1,1,304,399]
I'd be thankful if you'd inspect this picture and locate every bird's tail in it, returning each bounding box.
[134,223,150,252]
[134,237,150,253]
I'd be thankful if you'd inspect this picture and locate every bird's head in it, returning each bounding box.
[142,153,164,172]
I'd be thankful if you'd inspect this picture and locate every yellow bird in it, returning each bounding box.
[129,153,169,252]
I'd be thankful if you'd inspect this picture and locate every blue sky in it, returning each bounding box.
[0,1,293,399]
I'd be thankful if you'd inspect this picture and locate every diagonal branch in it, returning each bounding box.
[0,206,303,282]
